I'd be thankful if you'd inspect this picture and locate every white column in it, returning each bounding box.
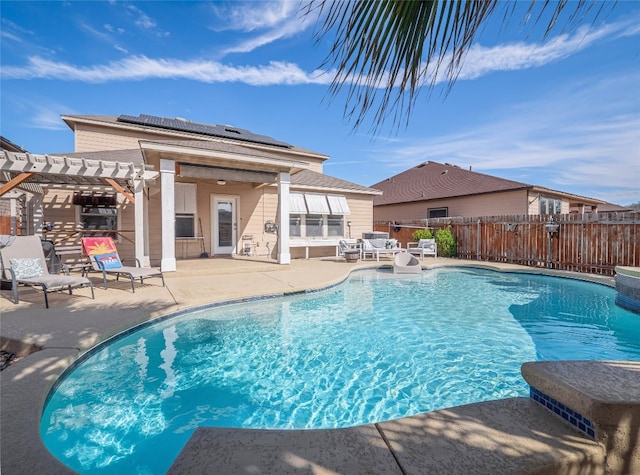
[277,172,290,264]
[133,176,150,267]
[160,159,176,272]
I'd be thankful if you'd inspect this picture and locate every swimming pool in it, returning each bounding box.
[41,267,640,474]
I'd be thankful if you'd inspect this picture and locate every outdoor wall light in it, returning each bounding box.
[217,180,226,186]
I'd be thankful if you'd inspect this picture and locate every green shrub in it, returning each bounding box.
[435,227,457,257]
[412,228,433,241]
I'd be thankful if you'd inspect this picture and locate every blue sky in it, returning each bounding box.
[1,1,639,205]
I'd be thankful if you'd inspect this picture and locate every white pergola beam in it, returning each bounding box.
[1,152,137,180]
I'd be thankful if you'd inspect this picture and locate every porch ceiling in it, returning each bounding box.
[178,163,277,184]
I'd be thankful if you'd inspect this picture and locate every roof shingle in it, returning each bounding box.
[372,161,531,206]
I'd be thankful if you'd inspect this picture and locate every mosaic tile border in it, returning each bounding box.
[530,386,595,439]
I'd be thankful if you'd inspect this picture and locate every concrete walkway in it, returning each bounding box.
[0,257,616,474]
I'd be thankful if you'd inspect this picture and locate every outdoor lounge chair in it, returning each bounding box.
[0,235,94,308]
[407,239,437,260]
[393,252,422,274]
[81,237,165,292]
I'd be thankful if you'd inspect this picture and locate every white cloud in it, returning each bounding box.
[3,15,636,88]
[1,55,333,86]
[127,5,156,29]
[430,18,639,85]
[211,0,312,54]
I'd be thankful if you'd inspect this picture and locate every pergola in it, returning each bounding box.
[0,150,158,267]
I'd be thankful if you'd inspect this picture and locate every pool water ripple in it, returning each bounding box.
[41,268,640,474]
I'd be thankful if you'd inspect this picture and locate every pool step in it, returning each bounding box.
[168,397,604,475]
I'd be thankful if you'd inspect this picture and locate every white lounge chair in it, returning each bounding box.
[393,252,422,274]
[81,237,164,292]
[0,235,94,308]
[407,239,437,260]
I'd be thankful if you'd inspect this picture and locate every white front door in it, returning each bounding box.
[211,195,238,255]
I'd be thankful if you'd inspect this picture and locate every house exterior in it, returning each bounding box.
[1,114,381,270]
[372,161,606,222]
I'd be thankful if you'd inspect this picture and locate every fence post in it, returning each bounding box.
[476,219,481,260]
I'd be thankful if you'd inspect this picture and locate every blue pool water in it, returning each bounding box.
[41,268,640,474]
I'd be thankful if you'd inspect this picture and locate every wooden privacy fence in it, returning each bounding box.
[374,212,639,276]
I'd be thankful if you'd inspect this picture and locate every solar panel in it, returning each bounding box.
[117,114,292,149]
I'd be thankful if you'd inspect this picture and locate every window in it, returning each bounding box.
[428,207,448,219]
[74,191,118,239]
[540,197,562,215]
[290,214,302,237]
[327,215,344,236]
[305,214,324,237]
[175,214,195,238]
[175,183,196,238]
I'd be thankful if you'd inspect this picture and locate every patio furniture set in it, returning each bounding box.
[339,238,437,263]
[0,235,164,309]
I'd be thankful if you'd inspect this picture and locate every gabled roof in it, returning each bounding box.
[372,161,531,206]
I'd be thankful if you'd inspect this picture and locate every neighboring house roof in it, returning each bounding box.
[597,202,633,212]
[292,170,382,195]
[372,161,531,206]
[61,114,328,160]
[372,161,606,206]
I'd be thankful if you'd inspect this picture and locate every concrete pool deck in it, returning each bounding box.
[1,257,636,474]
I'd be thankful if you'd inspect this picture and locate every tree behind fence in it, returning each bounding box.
[374,212,639,276]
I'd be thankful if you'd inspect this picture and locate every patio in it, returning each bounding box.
[1,257,635,474]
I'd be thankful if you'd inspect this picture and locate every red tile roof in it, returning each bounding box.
[372,161,531,206]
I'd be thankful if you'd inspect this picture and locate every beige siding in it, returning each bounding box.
[374,190,530,221]
[74,124,156,152]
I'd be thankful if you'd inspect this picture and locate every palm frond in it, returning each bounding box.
[303,0,615,134]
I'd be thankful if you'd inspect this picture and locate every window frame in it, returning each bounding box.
[427,207,448,219]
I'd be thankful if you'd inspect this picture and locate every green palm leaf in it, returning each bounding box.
[303,0,613,133]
